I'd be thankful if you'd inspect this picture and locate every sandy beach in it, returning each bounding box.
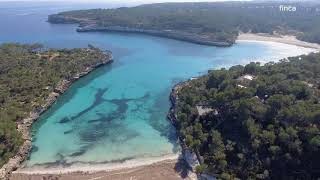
[10,159,195,180]
[15,154,180,175]
[237,33,320,50]
[10,154,196,180]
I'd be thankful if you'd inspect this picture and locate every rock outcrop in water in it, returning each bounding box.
[0,51,113,180]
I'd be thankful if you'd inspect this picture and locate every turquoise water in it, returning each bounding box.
[0,2,315,168]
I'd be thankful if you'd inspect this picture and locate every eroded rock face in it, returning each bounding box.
[168,82,217,180]
[76,25,233,47]
[168,81,201,171]
[54,80,71,94]
[0,52,113,180]
[0,95,61,179]
[0,141,31,179]
[183,149,200,171]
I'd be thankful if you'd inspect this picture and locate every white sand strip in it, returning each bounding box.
[14,153,180,175]
[237,33,320,50]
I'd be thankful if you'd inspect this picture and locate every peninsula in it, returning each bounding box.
[48,2,320,47]
[170,52,320,179]
[0,44,113,179]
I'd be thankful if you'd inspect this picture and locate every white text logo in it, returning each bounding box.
[279,5,297,12]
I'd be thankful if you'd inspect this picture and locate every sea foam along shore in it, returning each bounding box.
[14,154,180,175]
[0,50,113,180]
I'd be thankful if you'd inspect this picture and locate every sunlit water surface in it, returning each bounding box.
[0,1,316,169]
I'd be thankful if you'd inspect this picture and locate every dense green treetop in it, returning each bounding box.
[49,2,320,44]
[0,43,110,167]
[175,53,320,179]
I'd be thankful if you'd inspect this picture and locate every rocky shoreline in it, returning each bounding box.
[48,15,233,47]
[168,81,217,180]
[77,26,233,47]
[167,81,201,171]
[0,50,113,180]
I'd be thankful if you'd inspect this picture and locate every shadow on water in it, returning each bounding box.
[58,87,109,124]
[29,63,116,159]
[147,85,182,154]
[52,91,152,160]
[31,62,115,132]
[60,92,139,158]
[30,71,182,166]
[32,156,136,169]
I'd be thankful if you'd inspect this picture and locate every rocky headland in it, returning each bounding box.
[168,81,216,180]
[48,14,233,47]
[0,50,113,180]
[168,81,200,171]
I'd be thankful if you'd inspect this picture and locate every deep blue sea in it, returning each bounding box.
[0,1,315,170]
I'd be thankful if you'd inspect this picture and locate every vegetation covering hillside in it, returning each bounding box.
[174,53,320,179]
[0,44,110,167]
[49,2,320,45]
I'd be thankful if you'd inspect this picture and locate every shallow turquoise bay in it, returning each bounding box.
[0,2,316,168]
[27,37,314,167]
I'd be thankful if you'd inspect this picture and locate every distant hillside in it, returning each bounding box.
[48,1,320,46]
